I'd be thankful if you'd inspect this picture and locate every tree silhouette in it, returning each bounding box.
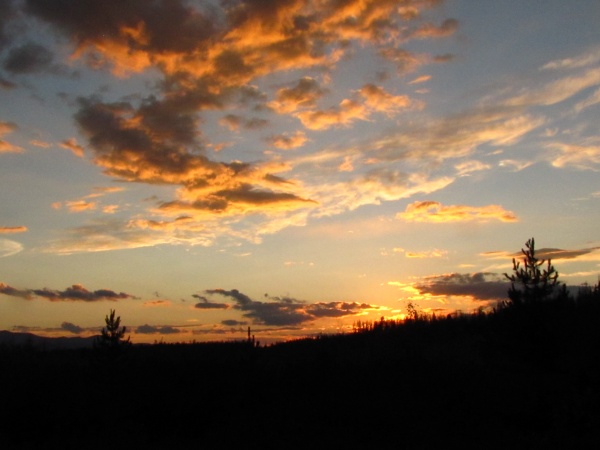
[504,237,561,306]
[97,309,130,350]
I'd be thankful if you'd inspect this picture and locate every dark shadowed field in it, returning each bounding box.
[2,289,600,449]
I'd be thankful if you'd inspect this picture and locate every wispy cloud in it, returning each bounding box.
[59,138,85,157]
[0,239,23,257]
[0,226,27,234]
[397,201,518,223]
[0,282,136,301]
[0,121,22,153]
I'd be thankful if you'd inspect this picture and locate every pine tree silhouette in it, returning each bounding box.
[504,237,561,306]
[97,309,130,350]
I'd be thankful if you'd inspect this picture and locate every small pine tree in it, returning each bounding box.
[503,238,561,306]
[97,309,130,350]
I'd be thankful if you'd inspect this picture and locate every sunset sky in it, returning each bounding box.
[1,0,599,344]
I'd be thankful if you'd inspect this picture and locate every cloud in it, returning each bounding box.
[0,239,23,257]
[547,140,600,170]
[0,0,16,50]
[10,0,463,250]
[221,319,247,327]
[0,282,136,301]
[205,288,377,326]
[295,84,414,130]
[0,226,27,234]
[498,159,533,171]
[410,18,458,39]
[219,114,268,131]
[0,77,16,89]
[136,324,181,335]
[61,322,83,334]
[505,47,600,108]
[143,300,172,307]
[413,272,509,301]
[60,138,85,157]
[269,77,327,114]
[454,160,491,176]
[397,201,518,223]
[2,41,53,74]
[30,139,51,148]
[73,96,316,220]
[0,121,22,153]
[192,294,230,310]
[542,47,600,71]
[267,131,308,150]
[0,282,32,299]
[409,75,432,84]
[405,249,448,259]
[65,200,97,212]
[511,247,600,261]
[358,84,412,115]
[483,245,600,264]
[574,87,600,113]
[32,284,136,302]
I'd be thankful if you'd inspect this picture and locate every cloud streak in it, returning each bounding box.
[412,272,509,302]
[205,288,376,326]
[0,282,136,301]
[397,201,518,223]
[0,226,27,234]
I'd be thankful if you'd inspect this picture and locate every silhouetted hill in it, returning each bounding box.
[0,330,97,350]
[1,294,599,449]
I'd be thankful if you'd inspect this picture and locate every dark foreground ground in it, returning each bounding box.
[1,298,600,449]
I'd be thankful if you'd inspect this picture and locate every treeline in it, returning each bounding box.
[1,239,599,449]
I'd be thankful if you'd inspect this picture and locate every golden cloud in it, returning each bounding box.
[0,121,22,153]
[65,200,97,212]
[268,131,308,150]
[0,226,27,234]
[397,201,518,223]
[60,138,85,157]
[548,140,600,170]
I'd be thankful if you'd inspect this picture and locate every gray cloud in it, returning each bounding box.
[0,282,136,301]
[206,288,377,326]
[0,282,32,299]
[511,247,600,261]
[221,319,247,326]
[193,294,230,310]
[61,321,83,334]
[2,42,53,74]
[0,0,16,50]
[136,324,181,335]
[414,272,508,301]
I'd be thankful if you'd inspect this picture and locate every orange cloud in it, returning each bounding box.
[65,200,97,212]
[30,140,52,148]
[409,75,432,84]
[0,226,27,234]
[296,99,368,130]
[268,131,308,150]
[60,138,85,157]
[359,84,412,115]
[398,201,518,223]
[269,77,327,114]
[0,121,22,153]
[405,249,448,258]
[143,300,172,307]
[296,84,414,130]
[548,141,600,170]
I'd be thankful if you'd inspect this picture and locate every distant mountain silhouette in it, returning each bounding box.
[0,330,97,350]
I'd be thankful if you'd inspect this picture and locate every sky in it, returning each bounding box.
[1,0,599,344]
